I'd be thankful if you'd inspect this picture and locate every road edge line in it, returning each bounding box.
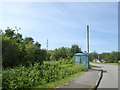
[94,69,103,90]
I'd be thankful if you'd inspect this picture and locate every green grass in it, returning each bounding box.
[90,64,94,69]
[91,62,101,64]
[103,63,118,65]
[118,62,120,66]
[34,71,85,88]
[91,62,118,65]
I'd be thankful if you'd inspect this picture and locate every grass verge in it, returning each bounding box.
[103,63,118,65]
[118,62,120,66]
[91,62,118,65]
[90,64,94,69]
[34,71,85,88]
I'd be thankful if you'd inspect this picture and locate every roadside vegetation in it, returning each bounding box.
[118,62,120,66]
[2,27,83,69]
[89,51,120,63]
[1,27,119,89]
[3,59,87,89]
[1,28,86,89]
[36,71,85,88]
[91,62,118,65]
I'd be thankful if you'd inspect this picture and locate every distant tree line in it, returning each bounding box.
[2,28,119,68]
[89,51,120,63]
[2,28,82,68]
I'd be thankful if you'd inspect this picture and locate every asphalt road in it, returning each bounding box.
[59,63,118,89]
[92,63,118,89]
[59,68,100,88]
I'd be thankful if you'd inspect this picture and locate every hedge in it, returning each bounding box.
[2,59,86,89]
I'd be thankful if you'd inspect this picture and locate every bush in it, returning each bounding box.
[2,59,87,89]
[2,63,42,89]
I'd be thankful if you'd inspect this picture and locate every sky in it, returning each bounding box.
[0,2,118,53]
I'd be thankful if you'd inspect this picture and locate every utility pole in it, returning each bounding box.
[87,25,89,54]
[46,39,48,50]
[87,25,90,68]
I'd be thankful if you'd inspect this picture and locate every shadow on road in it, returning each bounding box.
[92,65,101,68]
[91,65,107,73]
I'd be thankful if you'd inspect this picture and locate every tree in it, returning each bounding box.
[49,45,83,61]
[89,51,98,62]
[2,36,20,68]
[23,37,34,44]
[4,28,15,38]
[118,52,120,62]
[70,44,82,57]
[100,52,110,62]
[2,28,44,68]
[35,41,41,49]
[109,51,118,63]
[15,33,23,43]
[66,48,71,59]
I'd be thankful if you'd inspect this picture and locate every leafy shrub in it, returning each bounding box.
[2,63,42,89]
[2,59,86,89]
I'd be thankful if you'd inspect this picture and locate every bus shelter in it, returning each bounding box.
[74,53,89,69]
